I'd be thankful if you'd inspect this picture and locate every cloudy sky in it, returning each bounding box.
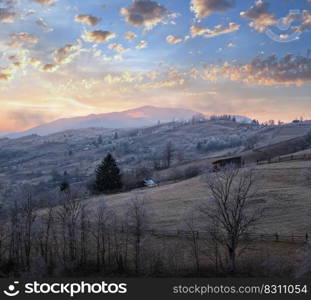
[0,0,311,133]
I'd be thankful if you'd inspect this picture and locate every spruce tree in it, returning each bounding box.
[95,153,122,193]
[59,180,70,192]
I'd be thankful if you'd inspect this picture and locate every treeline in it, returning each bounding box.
[0,189,205,277]
[0,189,155,277]
[196,133,260,153]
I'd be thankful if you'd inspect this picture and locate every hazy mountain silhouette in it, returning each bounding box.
[6,106,201,138]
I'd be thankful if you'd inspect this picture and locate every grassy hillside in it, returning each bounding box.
[86,159,311,235]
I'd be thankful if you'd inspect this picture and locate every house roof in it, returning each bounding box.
[144,179,156,185]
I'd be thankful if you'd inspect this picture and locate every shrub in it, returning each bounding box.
[184,166,201,179]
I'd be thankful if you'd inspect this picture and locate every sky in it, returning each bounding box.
[0,0,311,133]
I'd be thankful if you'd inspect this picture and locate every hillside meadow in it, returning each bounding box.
[86,159,311,236]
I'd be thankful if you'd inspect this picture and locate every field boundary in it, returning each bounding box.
[257,153,311,166]
[136,229,311,244]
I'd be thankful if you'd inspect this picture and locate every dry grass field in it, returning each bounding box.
[79,159,311,276]
[86,159,311,236]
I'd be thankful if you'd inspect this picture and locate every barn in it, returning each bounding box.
[212,156,242,170]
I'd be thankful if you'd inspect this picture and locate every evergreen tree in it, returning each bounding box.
[95,153,122,193]
[59,180,70,192]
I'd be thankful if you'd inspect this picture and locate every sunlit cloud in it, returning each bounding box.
[10,32,39,44]
[124,31,137,41]
[190,25,208,37]
[240,0,276,32]
[29,57,41,68]
[120,0,176,29]
[7,40,23,47]
[74,14,101,26]
[204,23,240,38]
[41,63,59,72]
[190,23,239,39]
[0,73,12,81]
[295,10,311,32]
[203,54,311,86]
[82,30,116,43]
[166,35,183,44]
[278,10,311,35]
[30,0,56,6]
[135,40,148,49]
[53,43,81,65]
[0,9,19,23]
[190,0,234,19]
[108,43,129,53]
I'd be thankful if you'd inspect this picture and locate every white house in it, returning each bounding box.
[144,179,157,188]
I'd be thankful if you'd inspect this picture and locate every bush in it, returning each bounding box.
[184,166,201,179]
[122,166,154,191]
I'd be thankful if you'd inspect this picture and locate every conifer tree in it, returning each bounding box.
[59,180,70,192]
[95,153,122,193]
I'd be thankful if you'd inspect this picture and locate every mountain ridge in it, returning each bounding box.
[5,106,201,138]
[3,105,253,139]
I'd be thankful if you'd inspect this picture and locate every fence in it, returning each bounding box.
[138,228,310,244]
[257,153,311,166]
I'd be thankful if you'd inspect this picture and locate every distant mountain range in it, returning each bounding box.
[3,106,252,138]
[4,106,200,138]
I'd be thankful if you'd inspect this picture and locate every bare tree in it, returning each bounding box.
[111,213,130,274]
[163,141,174,169]
[8,199,22,268]
[57,189,82,269]
[0,205,7,265]
[6,186,38,272]
[203,218,227,274]
[20,190,37,271]
[202,165,263,273]
[183,210,201,274]
[127,194,150,275]
[79,202,89,267]
[92,202,112,271]
[37,204,55,266]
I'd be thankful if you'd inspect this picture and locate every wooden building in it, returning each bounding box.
[212,156,242,170]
